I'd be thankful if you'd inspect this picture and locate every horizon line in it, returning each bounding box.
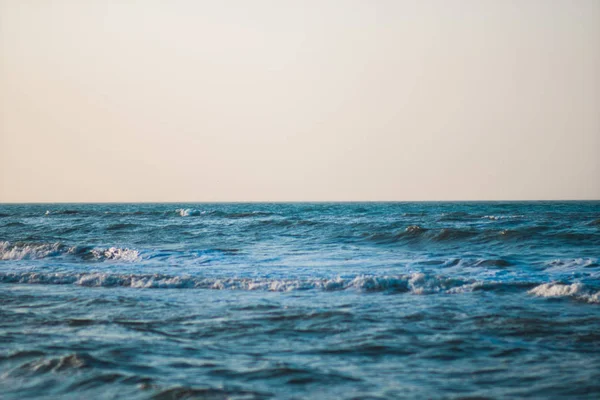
[1,199,599,205]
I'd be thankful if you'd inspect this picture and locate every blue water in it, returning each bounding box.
[1,202,599,399]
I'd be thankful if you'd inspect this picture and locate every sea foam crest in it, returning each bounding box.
[0,241,64,261]
[176,209,203,217]
[544,258,598,271]
[90,247,140,262]
[0,241,139,262]
[482,215,523,220]
[0,271,481,294]
[528,282,600,303]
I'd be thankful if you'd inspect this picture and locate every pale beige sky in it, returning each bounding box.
[1,0,599,202]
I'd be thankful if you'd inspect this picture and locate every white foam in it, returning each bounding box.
[176,208,203,217]
[482,215,523,220]
[0,271,483,295]
[528,282,600,303]
[90,247,140,262]
[0,241,140,262]
[544,258,597,271]
[529,282,583,297]
[0,241,64,260]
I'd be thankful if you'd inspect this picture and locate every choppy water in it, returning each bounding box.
[1,202,599,399]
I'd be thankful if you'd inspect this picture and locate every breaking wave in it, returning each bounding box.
[4,271,596,303]
[176,208,204,217]
[0,241,65,261]
[0,271,546,297]
[528,282,600,303]
[0,271,477,292]
[482,215,524,220]
[175,209,274,218]
[0,241,139,262]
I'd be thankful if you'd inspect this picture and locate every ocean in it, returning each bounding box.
[1,202,599,399]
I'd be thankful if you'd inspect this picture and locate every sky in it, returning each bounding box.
[1,0,599,202]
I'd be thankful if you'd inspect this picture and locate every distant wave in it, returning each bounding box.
[0,241,139,262]
[47,210,80,215]
[176,208,204,217]
[438,212,524,222]
[363,226,479,244]
[175,209,274,218]
[438,212,478,221]
[361,225,599,245]
[481,215,524,220]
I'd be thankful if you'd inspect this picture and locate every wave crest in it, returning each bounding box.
[3,271,597,303]
[528,283,599,303]
[90,247,140,262]
[0,241,139,262]
[0,241,65,260]
[0,271,480,294]
[176,208,203,217]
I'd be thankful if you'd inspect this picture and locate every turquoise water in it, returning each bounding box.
[1,202,599,399]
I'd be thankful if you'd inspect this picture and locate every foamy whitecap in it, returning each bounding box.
[482,215,524,220]
[544,258,597,271]
[529,282,583,297]
[176,209,203,217]
[0,271,483,294]
[0,241,140,262]
[0,241,65,261]
[528,282,600,303]
[2,269,598,302]
[90,247,140,262]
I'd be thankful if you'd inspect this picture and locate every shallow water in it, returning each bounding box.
[1,202,599,399]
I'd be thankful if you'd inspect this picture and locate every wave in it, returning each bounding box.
[151,386,268,400]
[438,212,477,221]
[544,258,599,271]
[9,353,121,377]
[0,241,139,262]
[89,247,140,262]
[106,223,139,231]
[36,208,277,218]
[528,283,600,303]
[0,271,469,292]
[44,209,82,216]
[439,212,525,222]
[2,271,597,305]
[361,224,600,246]
[2,222,26,227]
[0,271,537,296]
[0,241,66,261]
[482,215,524,220]
[175,209,274,218]
[176,208,204,217]
[364,226,479,244]
[218,211,273,218]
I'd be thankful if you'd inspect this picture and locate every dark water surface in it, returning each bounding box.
[1,202,599,399]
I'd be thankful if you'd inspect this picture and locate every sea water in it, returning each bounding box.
[1,202,599,399]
